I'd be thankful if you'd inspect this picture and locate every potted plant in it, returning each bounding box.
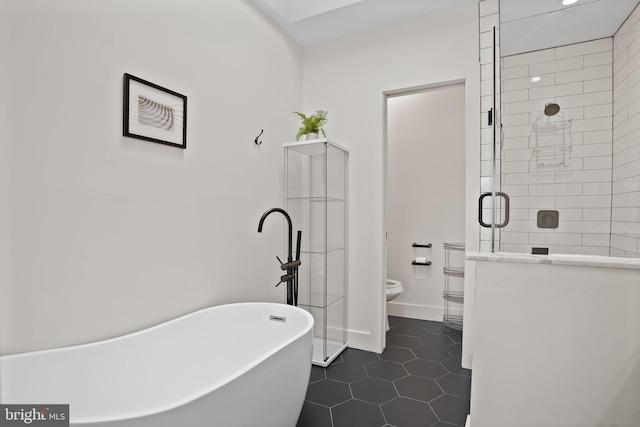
[294,110,328,141]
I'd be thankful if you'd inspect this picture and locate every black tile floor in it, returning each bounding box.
[296,316,471,427]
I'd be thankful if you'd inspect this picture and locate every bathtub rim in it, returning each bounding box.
[0,302,314,424]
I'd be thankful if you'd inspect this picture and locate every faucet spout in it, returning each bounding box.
[257,208,292,262]
[258,207,301,306]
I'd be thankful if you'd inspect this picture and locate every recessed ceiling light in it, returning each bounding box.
[562,0,578,5]
[531,76,542,82]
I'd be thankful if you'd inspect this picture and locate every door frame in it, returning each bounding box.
[380,77,480,356]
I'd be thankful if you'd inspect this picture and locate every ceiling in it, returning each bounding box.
[500,0,640,56]
[251,0,640,56]
[250,0,478,46]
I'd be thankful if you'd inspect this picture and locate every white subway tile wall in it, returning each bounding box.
[499,37,614,255]
[613,3,640,257]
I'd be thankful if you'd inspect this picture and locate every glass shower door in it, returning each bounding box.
[488,19,615,257]
[478,26,510,253]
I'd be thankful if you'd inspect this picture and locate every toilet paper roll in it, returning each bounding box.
[414,257,429,264]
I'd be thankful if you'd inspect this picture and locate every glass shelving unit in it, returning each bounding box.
[284,138,348,366]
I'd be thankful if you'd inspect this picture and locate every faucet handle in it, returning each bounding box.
[276,256,300,270]
[275,273,295,287]
[274,257,284,287]
[280,260,301,270]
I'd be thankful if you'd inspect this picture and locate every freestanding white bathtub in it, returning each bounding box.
[0,302,314,427]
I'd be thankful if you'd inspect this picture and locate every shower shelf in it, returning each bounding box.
[531,146,571,169]
[443,267,464,277]
[530,116,573,170]
[443,314,464,330]
[444,242,465,251]
[535,157,570,167]
[443,242,465,332]
[532,119,572,133]
[443,291,464,304]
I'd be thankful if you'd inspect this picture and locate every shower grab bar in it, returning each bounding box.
[412,243,432,248]
[478,192,510,229]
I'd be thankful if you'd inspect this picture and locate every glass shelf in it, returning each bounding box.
[301,246,344,254]
[287,196,345,203]
[298,292,344,309]
[283,138,350,156]
[284,139,348,366]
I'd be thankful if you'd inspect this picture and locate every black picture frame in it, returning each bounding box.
[123,73,187,149]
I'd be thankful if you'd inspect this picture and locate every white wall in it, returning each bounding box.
[0,2,10,355]
[387,85,466,321]
[469,253,640,427]
[0,0,303,355]
[612,3,640,257]
[302,4,480,352]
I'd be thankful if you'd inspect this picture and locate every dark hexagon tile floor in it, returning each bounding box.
[296,316,471,427]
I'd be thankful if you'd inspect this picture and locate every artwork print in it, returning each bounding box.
[123,73,187,148]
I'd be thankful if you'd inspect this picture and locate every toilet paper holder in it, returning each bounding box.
[412,243,432,248]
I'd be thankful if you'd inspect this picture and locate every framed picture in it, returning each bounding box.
[123,73,187,149]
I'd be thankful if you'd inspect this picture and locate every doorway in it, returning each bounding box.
[385,83,466,323]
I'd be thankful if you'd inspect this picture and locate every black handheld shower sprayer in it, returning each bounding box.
[257,208,302,306]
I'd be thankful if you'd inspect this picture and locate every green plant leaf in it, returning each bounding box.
[293,110,328,140]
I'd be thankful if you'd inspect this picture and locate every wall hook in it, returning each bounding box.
[254,129,264,145]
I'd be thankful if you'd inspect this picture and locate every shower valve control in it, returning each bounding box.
[279,260,301,270]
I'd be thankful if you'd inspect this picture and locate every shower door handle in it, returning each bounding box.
[478,192,510,228]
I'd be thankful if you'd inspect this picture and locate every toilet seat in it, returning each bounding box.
[386,279,403,301]
[386,279,402,290]
[385,279,403,330]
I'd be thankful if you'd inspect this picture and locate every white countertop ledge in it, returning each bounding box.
[466,251,640,270]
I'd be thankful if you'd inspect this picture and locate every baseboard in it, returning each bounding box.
[310,325,381,355]
[346,328,380,353]
[387,301,463,322]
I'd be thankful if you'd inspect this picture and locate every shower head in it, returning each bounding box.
[544,103,560,116]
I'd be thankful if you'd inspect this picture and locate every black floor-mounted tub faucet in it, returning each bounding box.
[257,208,301,306]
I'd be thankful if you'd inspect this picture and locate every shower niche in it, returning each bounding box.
[284,139,348,366]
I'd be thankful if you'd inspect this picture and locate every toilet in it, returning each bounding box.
[385,279,404,331]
